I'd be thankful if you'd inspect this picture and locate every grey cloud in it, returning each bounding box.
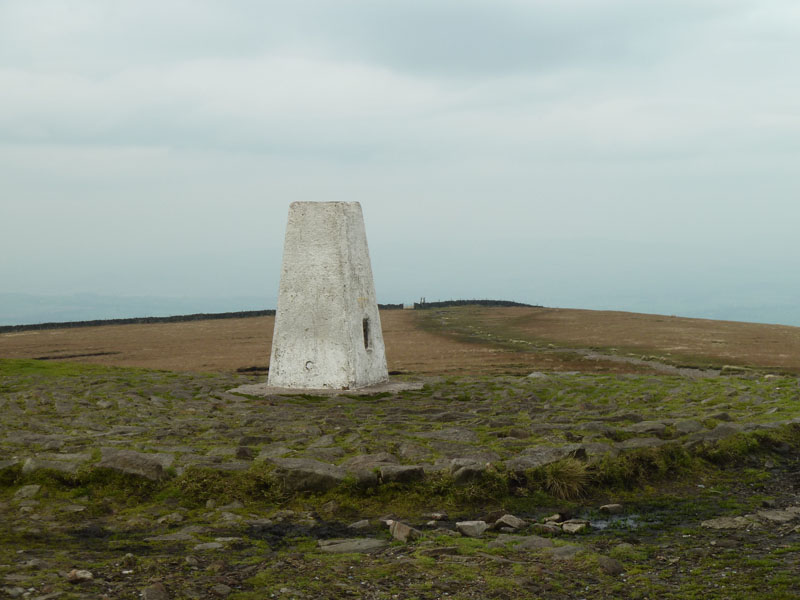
[0,1,745,77]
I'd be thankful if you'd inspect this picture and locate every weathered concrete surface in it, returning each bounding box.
[268,201,388,390]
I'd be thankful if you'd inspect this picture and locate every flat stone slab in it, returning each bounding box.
[318,538,389,553]
[229,379,424,397]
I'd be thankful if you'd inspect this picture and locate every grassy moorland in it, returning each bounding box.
[2,306,800,599]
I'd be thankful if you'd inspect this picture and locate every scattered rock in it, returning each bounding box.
[685,424,744,447]
[596,555,624,575]
[531,523,563,536]
[235,446,255,460]
[211,583,232,597]
[146,532,196,542]
[624,421,666,435]
[194,542,225,551]
[418,428,479,443]
[318,538,389,553]
[142,582,170,600]
[396,442,430,461]
[543,514,562,523]
[157,512,184,524]
[756,509,800,524]
[389,520,422,542]
[599,504,623,515]
[617,437,667,450]
[67,569,93,583]
[21,558,46,570]
[98,448,167,481]
[380,464,425,484]
[505,444,586,472]
[320,500,338,514]
[544,544,583,560]
[452,463,487,485]
[0,459,20,471]
[255,445,294,461]
[14,484,41,500]
[711,412,733,422]
[239,435,272,446]
[527,372,549,379]
[456,521,488,538]
[424,511,449,521]
[303,446,346,462]
[675,420,704,435]
[581,442,618,459]
[493,514,527,530]
[348,519,371,530]
[271,458,347,492]
[22,457,82,474]
[340,453,398,470]
[561,520,589,534]
[701,516,758,530]
[308,434,337,448]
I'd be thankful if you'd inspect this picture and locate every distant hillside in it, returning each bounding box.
[415,299,536,310]
[0,300,533,333]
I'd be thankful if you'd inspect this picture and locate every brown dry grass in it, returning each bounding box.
[459,306,800,372]
[0,311,534,375]
[1,306,799,374]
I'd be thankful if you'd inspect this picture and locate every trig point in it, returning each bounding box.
[267,201,389,390]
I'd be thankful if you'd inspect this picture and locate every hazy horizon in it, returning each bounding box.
[1,288,798,329]
[2,1,798,329]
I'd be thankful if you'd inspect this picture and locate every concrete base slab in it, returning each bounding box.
[229,379,424,397]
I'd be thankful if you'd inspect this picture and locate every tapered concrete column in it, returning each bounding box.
[267,201,388,389]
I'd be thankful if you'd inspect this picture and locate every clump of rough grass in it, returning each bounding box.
[542,458,589,500]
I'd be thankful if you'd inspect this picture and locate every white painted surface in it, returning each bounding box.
[268,202,389,389]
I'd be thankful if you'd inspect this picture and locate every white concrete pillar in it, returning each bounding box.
[267,202,389,389]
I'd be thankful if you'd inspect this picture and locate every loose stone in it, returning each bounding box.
[318,538,389,553]
[348,519,370,530]
[66,569,93,583]
[270,458,347,492]
[544,545,583,560]
[599,504,624,515]
[424,512,449,521]
[561,520,589,534]
[193,542,224,551]
[211,583,232,596]
[389,520,422,542]
[97,448,167,481]
[456,521,488,538]
[531,523,563,536]
[493,514,527,530]
[596,555,625,575]
[142,582,170,600]
[13,485,41,500]
[701,516,758,530]
[379,464,425,484]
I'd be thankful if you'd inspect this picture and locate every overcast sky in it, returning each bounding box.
[2,0,799,325]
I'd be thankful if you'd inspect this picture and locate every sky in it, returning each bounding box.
[1,0,799,326]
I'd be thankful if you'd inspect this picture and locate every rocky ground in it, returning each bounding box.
[2,359,800,599]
